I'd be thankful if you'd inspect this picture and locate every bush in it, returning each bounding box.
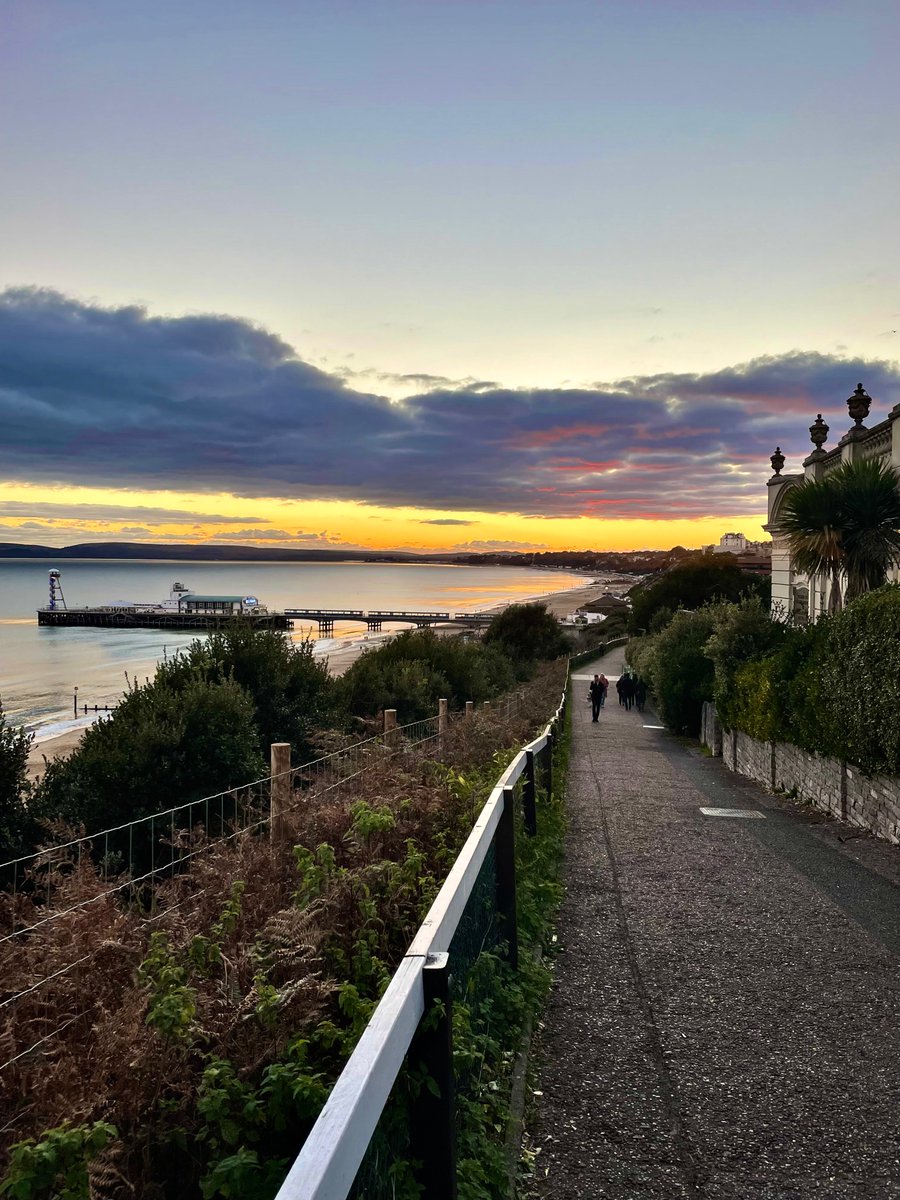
[483,603,568,665]
[644,609,716,736]
[336,629,517,722]
[791,587,900,774]
[705,597,788,730]
[628,553,767,634]
[157,623,333,761]
[0,700,33,861]
[32,676,265,834]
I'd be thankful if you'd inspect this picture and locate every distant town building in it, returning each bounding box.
[766,384,900,620]
[702,532,772,574]
[709,532,750,554]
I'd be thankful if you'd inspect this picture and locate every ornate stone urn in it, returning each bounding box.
[770,446,786,476]
[847,383,871,429]
[809,413,829,454]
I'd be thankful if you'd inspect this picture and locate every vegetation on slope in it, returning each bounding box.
[0,666,568,1200]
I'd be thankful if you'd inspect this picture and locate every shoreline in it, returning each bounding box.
[25,576,624,779]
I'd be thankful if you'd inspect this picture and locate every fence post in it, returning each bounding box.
[384,708,398,747]
[497,787,519,969]
[523,750,537,837]
[465,700,474,718]
[270,742,291,844]
[438,697,448,750]
[482,701,491,714]
[412,952,458,1200]
[544,732,554,799]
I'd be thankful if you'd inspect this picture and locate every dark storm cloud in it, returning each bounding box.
[4,288,900,520]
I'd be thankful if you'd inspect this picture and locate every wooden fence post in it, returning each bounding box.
[465,700,474,718]
[270,742,291,845]
[438,697,448,750]
[523,749,537,837]
[384,709,397,748]
[497,787,519,969]
[482,701,491,715]
[412,952,457,1200]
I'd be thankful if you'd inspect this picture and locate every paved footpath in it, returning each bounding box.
[528,646,900,1199]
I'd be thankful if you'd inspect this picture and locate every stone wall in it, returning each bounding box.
[699,703,900,845]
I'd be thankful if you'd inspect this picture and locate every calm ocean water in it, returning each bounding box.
[0,560,586,739]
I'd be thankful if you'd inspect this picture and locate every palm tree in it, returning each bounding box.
[832,457,900,600]
[774,475,845,612]
[774,457,900,612]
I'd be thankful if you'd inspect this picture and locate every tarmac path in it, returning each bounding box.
[528,646,900,1199]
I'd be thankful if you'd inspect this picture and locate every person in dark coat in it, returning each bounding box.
[589,674,605,722]
[615,676,625,706]
[635,677,648,713]
[621,673,635,711]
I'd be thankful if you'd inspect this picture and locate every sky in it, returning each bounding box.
[2,0,899,552]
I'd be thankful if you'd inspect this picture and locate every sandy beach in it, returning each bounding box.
[26,577,619,780]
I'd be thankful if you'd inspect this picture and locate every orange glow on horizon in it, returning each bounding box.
[0,481,769,553]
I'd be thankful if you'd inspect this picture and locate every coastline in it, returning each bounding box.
[26,576,618,780]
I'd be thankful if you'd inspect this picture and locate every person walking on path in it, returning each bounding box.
[634,676,647,713]
[589,673,605,722]
[598,672,609,707]
[621,673,635,711]
[615,676,625,706]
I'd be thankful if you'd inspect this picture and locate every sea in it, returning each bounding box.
[0,560,587,741]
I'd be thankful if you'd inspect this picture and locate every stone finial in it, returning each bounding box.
[809,413,829,450]
[770,446,786,475]
[847,382,872,429]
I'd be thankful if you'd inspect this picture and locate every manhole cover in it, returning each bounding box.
[699,807,765,819]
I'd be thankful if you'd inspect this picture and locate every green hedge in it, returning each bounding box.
[628,587,900,776]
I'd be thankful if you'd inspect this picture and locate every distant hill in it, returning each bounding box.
[0,541,703,572]
[0,541,424,563]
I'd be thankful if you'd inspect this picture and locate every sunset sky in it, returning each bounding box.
[2,1,899,552]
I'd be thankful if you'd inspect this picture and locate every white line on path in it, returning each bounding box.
[699,808,765,819]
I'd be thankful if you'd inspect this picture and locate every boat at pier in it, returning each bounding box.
[36,572,292,631]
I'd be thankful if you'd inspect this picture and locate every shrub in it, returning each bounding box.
[627,553,767,633]
[793,586,900,774]
[705,597,787,730]
[336,629,517,722]
[0,701,33,860]
[32,676,265,833]
[483,603,568,664]
[157,623,333,761]
[646,609,716,736]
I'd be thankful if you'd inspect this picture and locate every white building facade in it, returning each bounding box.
[766,384,900,621]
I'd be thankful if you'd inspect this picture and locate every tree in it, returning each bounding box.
[832,458,900,601]
[627,553,766,633]
[157,621,333,761]
[483,603,568,664]
[32,676,264,835]
[0,699,33,859]
[774,458,900,610]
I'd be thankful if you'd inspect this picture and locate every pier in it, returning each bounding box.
[37,608,292,631]
[283,608,494,635]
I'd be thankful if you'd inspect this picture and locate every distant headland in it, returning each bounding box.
[0,540,701,573]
